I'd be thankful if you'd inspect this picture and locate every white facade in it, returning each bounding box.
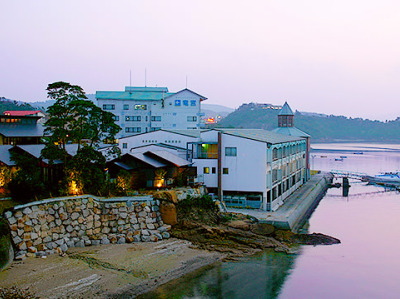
[96,87,206,138]
[115,128,308,211]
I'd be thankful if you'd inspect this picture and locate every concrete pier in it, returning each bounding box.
[226,172,333,232]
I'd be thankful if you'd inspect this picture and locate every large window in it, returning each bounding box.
[197,144,218,159]
[190,100,196,106]
[125,127,141,133]
[225,147,237,156]
[187,116,197,122]
[223,168,229,174]
[103,104,115,110]
[123,104,129,110]
[125,116,141,121]
[174,100,181,106]
[151,116,161,121]
[183,100,189,106]
[134,104,147,110]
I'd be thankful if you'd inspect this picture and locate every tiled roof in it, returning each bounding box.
[0,145,15,166]
[0,124,44,137]
[278,102,294,116]
[273,127,311,138]
[215,129,304,144]
[3,111,42,116]
[145,150,192,167]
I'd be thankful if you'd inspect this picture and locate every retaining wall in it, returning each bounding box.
[3,195,170,259]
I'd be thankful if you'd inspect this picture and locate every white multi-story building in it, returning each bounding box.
[96,86,207,138]
[115,127,308,211]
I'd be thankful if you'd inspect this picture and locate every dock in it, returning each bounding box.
[227,172,333,232]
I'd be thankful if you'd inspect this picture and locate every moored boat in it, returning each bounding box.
[365,172,400,185]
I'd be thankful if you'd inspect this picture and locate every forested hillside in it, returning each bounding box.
[215,103,400,142]
[0,97,37,114]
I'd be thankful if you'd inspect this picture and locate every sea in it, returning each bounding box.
[140,143,400,299]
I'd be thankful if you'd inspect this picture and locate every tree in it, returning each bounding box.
[43,81,121,151]
[42,81,121,195]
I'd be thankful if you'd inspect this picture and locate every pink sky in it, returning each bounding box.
[1,0,400,121]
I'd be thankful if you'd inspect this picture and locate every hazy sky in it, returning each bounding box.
[1,1,400,120]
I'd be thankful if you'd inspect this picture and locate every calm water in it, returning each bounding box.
[142,143,400,299]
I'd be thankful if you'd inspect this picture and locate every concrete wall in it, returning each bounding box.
[3,195,169,259]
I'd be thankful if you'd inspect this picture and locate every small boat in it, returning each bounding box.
[365,172,400,185]
[340,156,347,158]
[320,155,327,158]
[353,152,364,155]
[335,158,344,161]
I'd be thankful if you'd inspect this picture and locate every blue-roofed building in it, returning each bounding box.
[96,86,207,138]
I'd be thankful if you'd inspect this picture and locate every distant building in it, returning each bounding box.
[3,110,47,124]
[96,86,207,138]
[0,114,44,145]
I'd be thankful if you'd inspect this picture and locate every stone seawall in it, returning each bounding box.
[3,195,170,259]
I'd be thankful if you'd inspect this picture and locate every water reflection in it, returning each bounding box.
[139,250,299,299]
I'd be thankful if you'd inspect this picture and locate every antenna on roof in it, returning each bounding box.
[145,68,147,87]
[185,75,188,89]
[129,70,132,93]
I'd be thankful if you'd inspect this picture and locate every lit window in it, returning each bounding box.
[225,147,237,156]
[175,100,181,106]
[204,167,210,174]
[134,105,147,110]
[223,168,229,174]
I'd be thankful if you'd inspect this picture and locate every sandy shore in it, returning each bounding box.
[0,238,224,298]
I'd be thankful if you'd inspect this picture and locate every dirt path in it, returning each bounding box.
[0,239,224,298]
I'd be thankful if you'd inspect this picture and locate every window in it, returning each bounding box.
[223,168,229,174]
[175,100,181,106]
[125,127,141,133]
[187,116,197,122]
[123,104,129,110]
[212,167,216,174]
[112,115,119,121]
[203,167,210,174]
[134,104,147,110]
[183,100,189,106]
[125,116,141,121]
[103,104,115,110]
[150,127,161,132]
[122,143,127,149]
[190,100,196,106]
[151,116,161,121]
[173,124,176,127]
[225,147,237,156]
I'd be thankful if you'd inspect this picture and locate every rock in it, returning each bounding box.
[71,212,80,220]
[7,216,17,225]
[147,223,155,230]
[149,235,158,242]
[84,239,92,246]
[120,212,128,219]
[18,242,27,251]
[43,236,52,243]
[15,253,26,260]
[55,239,65,246]
[13,236,22,244]
[48,207,55,215]
[27,246,37,253]
[91,240,101,246]
[141,235,151,242]
[37,244,47,251]
[101,237,110,245]
[141,229,150,236]
[161,232,170,239]
[250,223,275,235]
[4,211,13,219]
[152,232,163,240]
[117,237,126,244]
[67,241,75,248]
[60,244,68,252]
[126,236,134,243]
[22,207,32,215]
[133,235,141,242]
[75,240,85,248]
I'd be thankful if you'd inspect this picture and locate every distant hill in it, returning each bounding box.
[215,103,400,142]
[0,97,37,114]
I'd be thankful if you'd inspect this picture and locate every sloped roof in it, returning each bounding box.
[3,111,43,116]
[214,129,303,144]
[164,88,208,101]
[0,124,44,137]
[145,150,192,167]
[272,127,311,138]
[163,129,203,138]
[127,152,167,168]
[0,145,15,166]
[96,86,175,101]
[278,102,294,116]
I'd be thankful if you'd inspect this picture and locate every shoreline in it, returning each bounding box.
[0,239,225,298]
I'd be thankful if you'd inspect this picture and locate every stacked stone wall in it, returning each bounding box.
[3,196,169,259]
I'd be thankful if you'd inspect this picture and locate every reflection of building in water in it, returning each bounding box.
[146,249,298,298]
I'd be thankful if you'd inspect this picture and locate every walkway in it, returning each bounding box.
[227,172,332,231]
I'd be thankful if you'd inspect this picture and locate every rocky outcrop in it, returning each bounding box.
[3,196,171,259]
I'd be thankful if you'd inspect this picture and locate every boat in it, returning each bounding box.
[365,172,400,186]
[340,156,347,158]
[335,158,344,161]
[353,152,364,155]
